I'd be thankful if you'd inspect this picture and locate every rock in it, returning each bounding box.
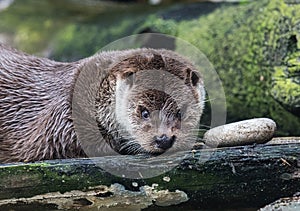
[203,118,276,147]
[259,196,300,211]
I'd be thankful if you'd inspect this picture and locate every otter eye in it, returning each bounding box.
[141,109,150,120]
[176,110,181,120]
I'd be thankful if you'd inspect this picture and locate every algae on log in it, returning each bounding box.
[138,0,300,136]
[0,140,300,210]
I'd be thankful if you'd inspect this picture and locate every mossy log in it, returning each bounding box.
[0,139,299,210]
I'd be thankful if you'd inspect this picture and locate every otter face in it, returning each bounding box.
[122,87,203,155]
[113,53,205,155]
[128,90,186,155]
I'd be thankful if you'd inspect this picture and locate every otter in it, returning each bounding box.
[0,44,205,163]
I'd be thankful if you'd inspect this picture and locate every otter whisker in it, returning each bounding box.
[198,124,212,129]
[203,98,217,103]
[191,128,209,131]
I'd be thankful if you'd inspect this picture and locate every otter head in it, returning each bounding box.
[109,51,205,155]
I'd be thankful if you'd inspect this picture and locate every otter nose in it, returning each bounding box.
[154,134,175,150]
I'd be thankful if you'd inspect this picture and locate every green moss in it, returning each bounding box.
[271,51,300,111]
[0,161,113,200]
[135,15,178,36]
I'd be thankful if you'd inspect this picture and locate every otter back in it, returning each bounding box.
[0,44,85,162]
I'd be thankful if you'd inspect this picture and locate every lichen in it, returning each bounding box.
[0,183,189,210]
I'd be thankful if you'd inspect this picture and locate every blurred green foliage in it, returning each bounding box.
[0,0,299,135]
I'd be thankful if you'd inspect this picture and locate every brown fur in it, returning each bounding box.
[0,44,205,163]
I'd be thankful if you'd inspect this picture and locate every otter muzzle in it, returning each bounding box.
[154,134,176,150]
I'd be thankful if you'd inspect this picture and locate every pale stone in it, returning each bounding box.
[203,118,276,147]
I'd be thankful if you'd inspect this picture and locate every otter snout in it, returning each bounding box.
[154,134,176,150]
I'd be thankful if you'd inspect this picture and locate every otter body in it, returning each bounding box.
[0,44,205,163]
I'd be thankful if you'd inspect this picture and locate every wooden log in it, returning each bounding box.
[0,139,299,210]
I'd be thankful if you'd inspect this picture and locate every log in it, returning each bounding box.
[0,138,300,210]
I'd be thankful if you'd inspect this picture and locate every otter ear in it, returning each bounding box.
[185,68,200,87]
[121,70,135,87]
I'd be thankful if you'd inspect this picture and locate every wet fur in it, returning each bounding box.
[0,44,205,163]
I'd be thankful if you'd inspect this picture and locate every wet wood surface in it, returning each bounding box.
[0,138,299,209]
